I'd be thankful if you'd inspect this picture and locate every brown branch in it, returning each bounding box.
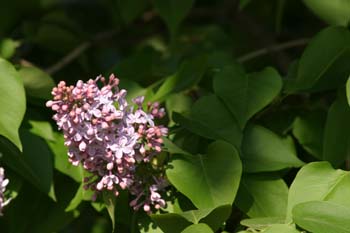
[237,38,310,63]
[45,29,118,75]
[234,11,293,72]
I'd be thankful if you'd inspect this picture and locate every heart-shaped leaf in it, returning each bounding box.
[214,65,282,129]
[235,174,288,218]
[167,140,242,210]
[241,125,304,173]
[173,94,242,148]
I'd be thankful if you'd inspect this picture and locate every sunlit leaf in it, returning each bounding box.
[0,58,26,151]
[167,140,242,210]
[286,162,350,222]
[293,201,350,233]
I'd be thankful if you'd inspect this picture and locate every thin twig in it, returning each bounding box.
[237,38,310,63]
[46,42,90,75]
[45,29,118,75]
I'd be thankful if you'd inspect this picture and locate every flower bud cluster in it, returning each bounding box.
[0,167,10,216]
[47,74,168,213]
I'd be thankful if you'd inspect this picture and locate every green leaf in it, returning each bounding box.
[151,213,192,233]
[346,76,350,106]
[179,205,231,231]
[181,223,213,233]
[119,79,153,103]
[7,183,78,233]
[18,65,55,100]
[292,110,327,159]
[0,58,26,151]
[21,129,55,198]
[152,57,207,102]
[166,93,192,123]
[262,224,300,233]
[323,92,350,166]
[0,38,19,59]
[303,0,350,26]
[151,205,230,233]
[117,0,148,24]
[286,27,350,92]
[293,201,350,233]
[173,94,242,148]
[154,0,195,35]
[65,183,94,212]
[28,120,55,141]
[199,205,231,231]
[139,214,164,233]
[235,174,288,218]
[47,132,83,183]
[240,217,285,230]
[241,125,304,173]
[103,191,117,232]
[214,65,282,129]
[167,140,242,210]
[163,137,191,156]
[1,129,55,198]
[286,162,350,222]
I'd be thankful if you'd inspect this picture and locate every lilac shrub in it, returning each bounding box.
[46,74,168,213]
[0,167,9,216]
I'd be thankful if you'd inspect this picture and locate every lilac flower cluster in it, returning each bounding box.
[0,167,10,216]
[46,74,168,213]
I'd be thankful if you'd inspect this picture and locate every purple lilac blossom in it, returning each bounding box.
[46,74,168,213]
[0,167,9,216]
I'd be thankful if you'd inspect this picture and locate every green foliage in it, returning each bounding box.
[286,27,350,92]
[293,201,350,233]
[0,58,26,151]
[0,1,350,233]
[174,95,242,148]
[181,223,213,233]
[292,110,326,159]
[167,140,242,210]
[303,0,350,26]
[241,125,304,173]
[235,174,288,218]
[214,65,282,129]
[323,92,350,166]
[154,0,195,36]
[286,162,350,221]
[19,65,55,100]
